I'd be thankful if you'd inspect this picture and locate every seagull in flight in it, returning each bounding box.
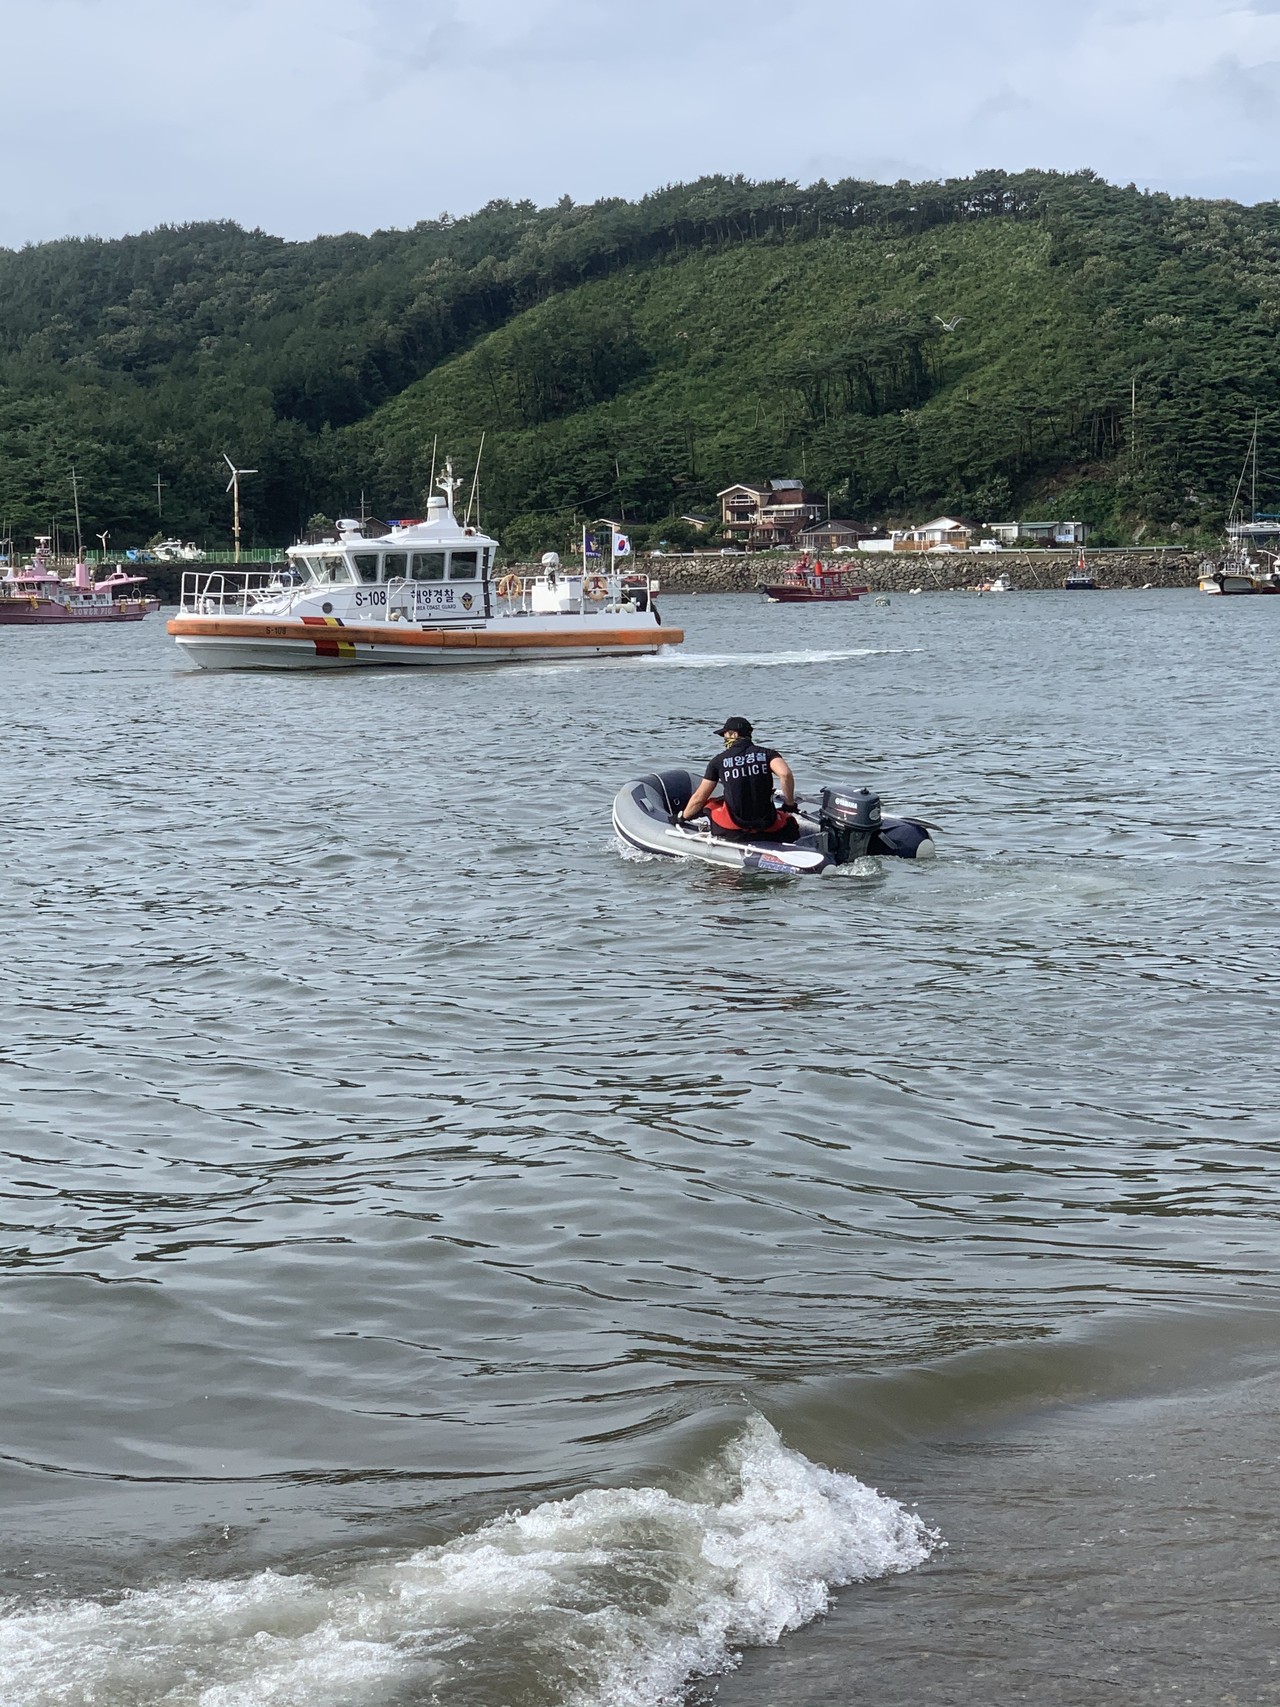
[935,315,963,332]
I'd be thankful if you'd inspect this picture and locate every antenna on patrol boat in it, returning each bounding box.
[465,432,485,527]
[428,434,438,499]
[437,457,462,514]
[223,454,258,564]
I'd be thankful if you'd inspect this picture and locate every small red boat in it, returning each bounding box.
[0,540,158,625]
[759,555,870,603]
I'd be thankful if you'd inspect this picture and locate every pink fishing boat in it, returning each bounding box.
[0,540,159,625]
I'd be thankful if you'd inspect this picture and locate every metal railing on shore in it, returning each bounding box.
[1,548,286,569]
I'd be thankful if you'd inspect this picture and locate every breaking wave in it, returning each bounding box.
[0,1418,938,1707]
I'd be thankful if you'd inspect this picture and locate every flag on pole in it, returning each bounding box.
[612,529,631,558]
[583,530,601,560]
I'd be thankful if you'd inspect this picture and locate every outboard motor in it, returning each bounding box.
[818,785,882,864]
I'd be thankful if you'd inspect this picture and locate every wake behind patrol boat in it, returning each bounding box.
[168,463,682,670]
[613,770,936,875]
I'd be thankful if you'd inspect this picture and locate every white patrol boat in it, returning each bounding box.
[167,464,683,670]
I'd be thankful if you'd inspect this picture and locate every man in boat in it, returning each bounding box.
[678,717,799,842]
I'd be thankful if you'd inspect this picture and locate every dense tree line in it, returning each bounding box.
[2,169,1280,552]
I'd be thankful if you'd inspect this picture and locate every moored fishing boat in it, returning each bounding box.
[0,541,157,625]
[167,466,682,669]
[760,555,869,603]
[1196,546,1280,594]
[1196,557,1263,594]
[1196,420,1280,592]
[1063,547,1098,590]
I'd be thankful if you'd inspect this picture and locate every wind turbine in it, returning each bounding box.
[97,529,110,561]
[223,454,258,563]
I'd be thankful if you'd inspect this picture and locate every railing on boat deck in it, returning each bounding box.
[489,572,656,617]
[178,569,658,619]
[179,568,311,616]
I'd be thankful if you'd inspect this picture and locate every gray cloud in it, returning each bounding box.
[0,0,1277,247]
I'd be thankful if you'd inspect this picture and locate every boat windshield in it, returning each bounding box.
[314,555,356,585]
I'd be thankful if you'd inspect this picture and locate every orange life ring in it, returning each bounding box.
[496,574,522,599]
[583,574,608,602]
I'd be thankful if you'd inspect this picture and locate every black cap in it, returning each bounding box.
[715,716,753,738]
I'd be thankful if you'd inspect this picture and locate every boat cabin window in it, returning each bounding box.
[353,553,380,584]
[381,552,407,582]
[411,552,446,582]
[315,555,354,584]
[449,551,478,581]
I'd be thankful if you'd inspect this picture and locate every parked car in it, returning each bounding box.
[972,539,1003,553]
[153,539,207,563]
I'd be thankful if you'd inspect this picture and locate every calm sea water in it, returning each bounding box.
[0,590,1277,1707]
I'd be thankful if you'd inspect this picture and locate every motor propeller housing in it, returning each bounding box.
[817,785,882,863]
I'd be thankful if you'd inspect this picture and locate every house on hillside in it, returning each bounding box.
[679,513,712,532]
[893,516,974,551]
[718,479,825,548]
[796,519,875,553]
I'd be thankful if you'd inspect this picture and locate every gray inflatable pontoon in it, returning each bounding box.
[612,769,936,876]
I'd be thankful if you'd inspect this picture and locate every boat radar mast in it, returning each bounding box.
[437,459,462,515]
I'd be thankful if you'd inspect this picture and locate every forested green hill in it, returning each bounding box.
[3,170,1279,553]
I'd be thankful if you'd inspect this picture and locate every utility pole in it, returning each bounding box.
[70,465,83,557]
[156,473,167,520]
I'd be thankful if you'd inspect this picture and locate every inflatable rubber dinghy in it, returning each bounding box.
[612,769,936,876]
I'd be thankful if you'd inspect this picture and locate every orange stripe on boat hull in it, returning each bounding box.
[167,617,683,650]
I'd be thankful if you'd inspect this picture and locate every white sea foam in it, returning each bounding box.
[645,647,916,668]
[0,1417,939,1707]
[613,832,663,862]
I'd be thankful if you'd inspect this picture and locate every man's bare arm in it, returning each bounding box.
[770,756,796,807]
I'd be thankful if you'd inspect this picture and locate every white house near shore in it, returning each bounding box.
[856,517,974,552]
[990,520,1086,545]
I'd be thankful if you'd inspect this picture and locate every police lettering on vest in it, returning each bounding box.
[704,741,781,832]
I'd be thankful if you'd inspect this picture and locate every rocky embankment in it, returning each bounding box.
[634,548,1202,593]
[144,547,1203,602]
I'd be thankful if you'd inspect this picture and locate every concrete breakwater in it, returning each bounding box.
[146,547,1202,601]
[627,548,1203,594]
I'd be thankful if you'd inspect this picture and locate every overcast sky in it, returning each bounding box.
[3,0,1279,249]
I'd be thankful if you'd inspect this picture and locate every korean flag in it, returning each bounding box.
[612,531,631,558]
